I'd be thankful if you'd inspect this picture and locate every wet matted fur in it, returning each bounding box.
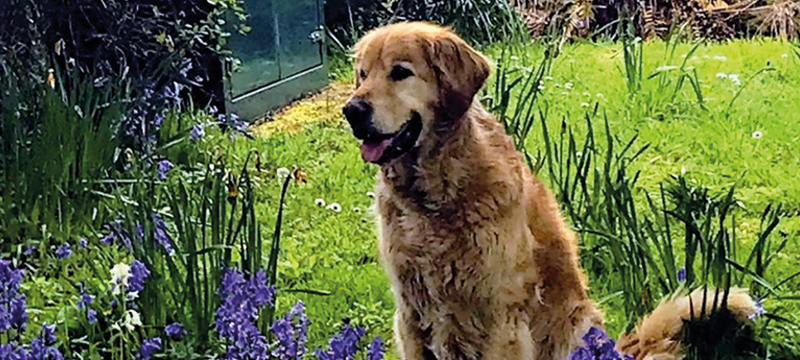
[343,21,758,360]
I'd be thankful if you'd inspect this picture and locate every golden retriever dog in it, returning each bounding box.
[343,21,758,360]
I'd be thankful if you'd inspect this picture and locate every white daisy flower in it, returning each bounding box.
[575,151,583,158]
[580,102,590,108]
[326,203,342,212]
[543,76,553,81]
[565,82,574,89]
[538,85,545,91]
[713,55,727,61]
[728,74,741,86]
[353,207,362,213]
[583,92,591,97]
[716,72,727,79]
[366,191,375,198]
[596,93,604,98]
[561,91,570,96]
[752,131,763,139]
[655,65,677,72]
[314,198,326,207]
[782,53,789,58]
[276,167,291,179]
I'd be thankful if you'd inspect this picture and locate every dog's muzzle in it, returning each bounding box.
[342,98,422,165]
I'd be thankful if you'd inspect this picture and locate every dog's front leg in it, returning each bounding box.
[481,308,535,360]
[394,307,437,360]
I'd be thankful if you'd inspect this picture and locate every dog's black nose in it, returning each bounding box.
[343,98,373,139]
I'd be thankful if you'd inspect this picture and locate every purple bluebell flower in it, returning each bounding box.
[1,261,28,334]
[292,302,310,354]
[214,268,275,359]
[128,260,150,293]
[139,337,162,359]
[190,124,205,141]
[9,296,28,331]
[165,322,185,340]
[749,299,766,320]
[218,268,246,298]
[271,314,297,358]
[101,220,133,252]
[24,246,36,255]
[314,324,366,360]
[0,304,8,332]
[152,213,174,255]
[110,299,119,309]
[0,260,24,301]
[0,343,27,358]
[157,160,173,180]
[28,337,63,360]
[271,301,310,359]
[248,270,273,309]
[218,113,248,133]
[582,326,606,347]
[154,113,165,127]
[41,322,57,345]
[87,309,98,324]
[135,223,145,242]
[569,347,593,360]
[677,268,687,283]
[367,337,385,360]
[77,293,94,310]
[569,326,632,360]
[55,242,72,260]
[78,238,88,249]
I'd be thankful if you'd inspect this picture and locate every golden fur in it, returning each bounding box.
[347,21,757,360]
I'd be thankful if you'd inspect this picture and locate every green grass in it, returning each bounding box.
[232,39,800,357]
[483,40,800,211]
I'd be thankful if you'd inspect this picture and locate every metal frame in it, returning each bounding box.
[223,1,328,122]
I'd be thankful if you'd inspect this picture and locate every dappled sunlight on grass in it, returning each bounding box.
[251,81,351,137]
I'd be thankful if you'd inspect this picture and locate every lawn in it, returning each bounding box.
[242,39,800,358]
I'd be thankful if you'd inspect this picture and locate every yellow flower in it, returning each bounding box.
[47,69,55,89]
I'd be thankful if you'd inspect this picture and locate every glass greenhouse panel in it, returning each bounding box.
[229,0,280,98]
[225,0,327,121]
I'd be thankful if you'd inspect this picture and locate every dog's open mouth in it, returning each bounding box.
[360,112,422,164]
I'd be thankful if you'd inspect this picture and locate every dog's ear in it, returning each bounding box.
[426,32,490,120]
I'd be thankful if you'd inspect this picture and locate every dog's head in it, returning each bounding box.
[343,22,490,164]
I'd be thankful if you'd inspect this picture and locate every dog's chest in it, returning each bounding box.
[378,200,497,314]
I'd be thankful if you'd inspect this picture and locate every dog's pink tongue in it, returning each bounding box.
[360,139,391,163]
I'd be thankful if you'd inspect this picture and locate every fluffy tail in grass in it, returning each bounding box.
[615,287,762,360]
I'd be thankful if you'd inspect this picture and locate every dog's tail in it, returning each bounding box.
[615,287,760,360]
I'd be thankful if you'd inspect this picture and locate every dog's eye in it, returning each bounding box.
[359,69,367,80]
[389,65,414,81]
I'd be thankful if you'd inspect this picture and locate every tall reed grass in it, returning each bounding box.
[484,34,799,359]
